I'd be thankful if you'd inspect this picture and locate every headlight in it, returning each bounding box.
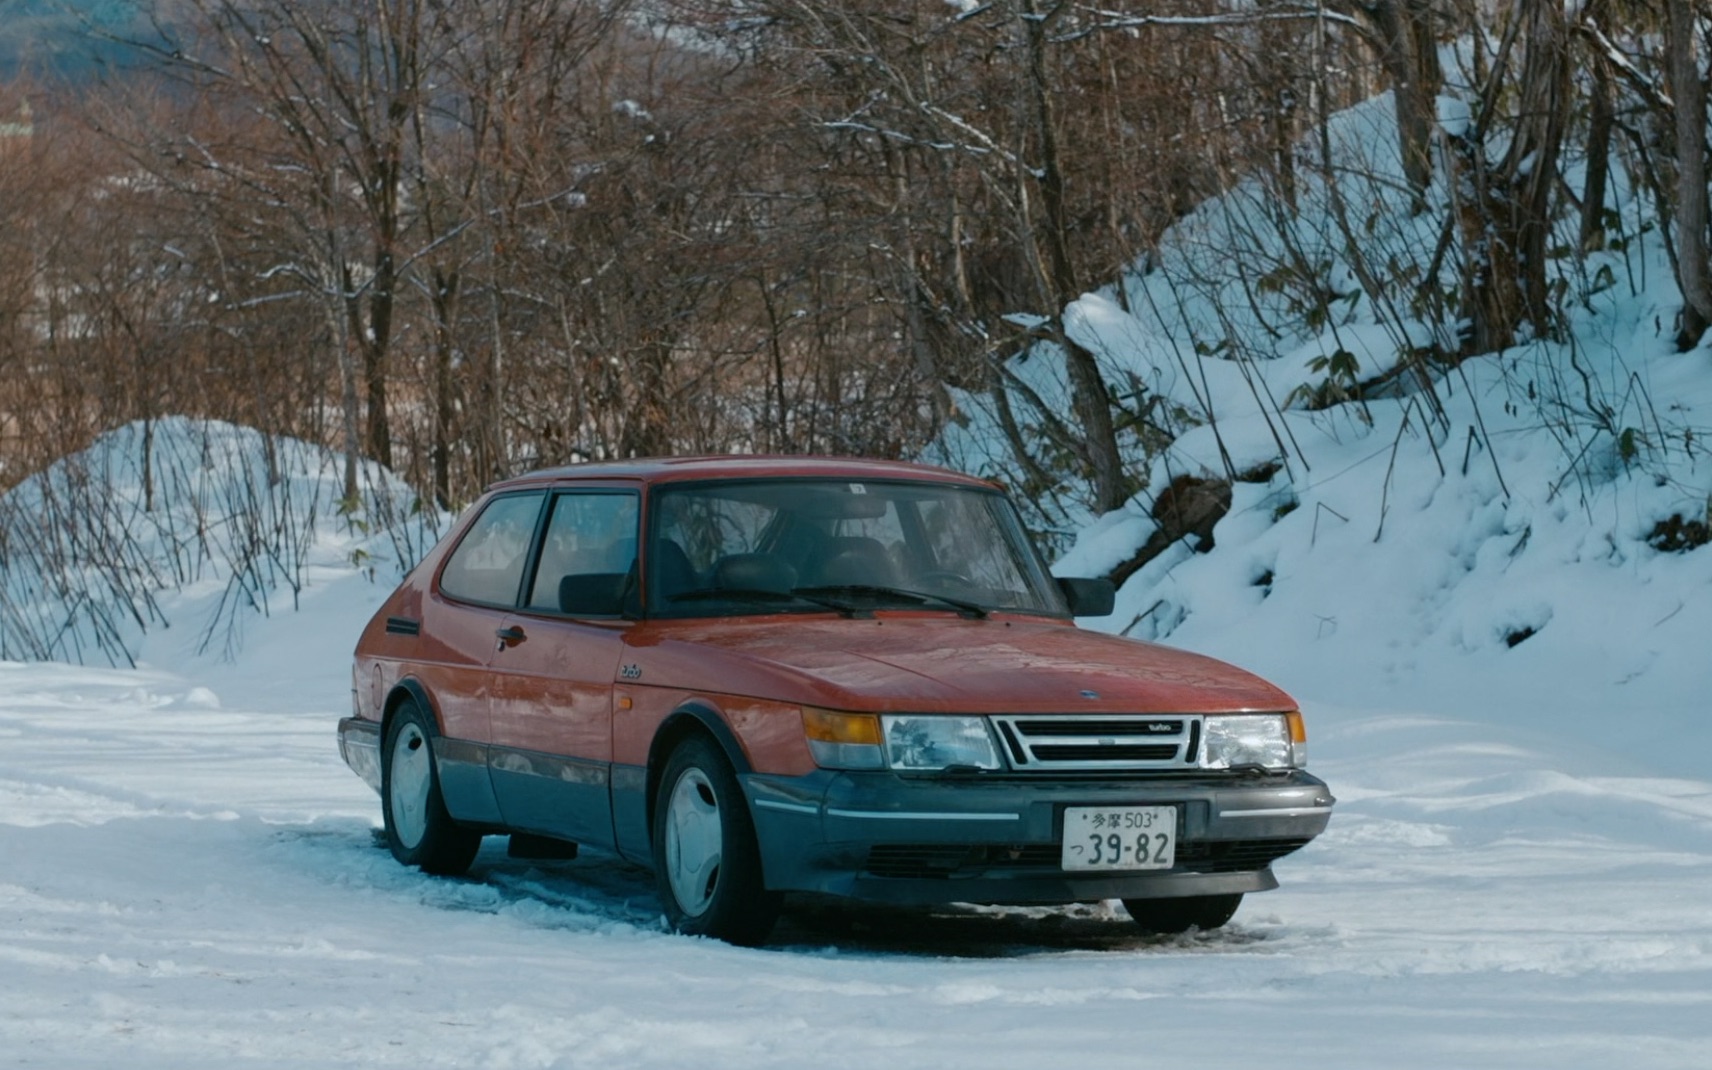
[882,715,1001,771]
[1200,712,1306,770]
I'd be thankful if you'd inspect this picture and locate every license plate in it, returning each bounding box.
[1061,806,1177,871]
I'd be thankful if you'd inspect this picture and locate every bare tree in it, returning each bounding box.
[1667,0,1711,346]
[123,0,464,498]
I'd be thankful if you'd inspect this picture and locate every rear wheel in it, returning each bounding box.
[1121,893,1243,934]
[652,735,780,946]
[382,699,480,876]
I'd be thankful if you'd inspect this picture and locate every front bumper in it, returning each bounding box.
[743,767,1334,905]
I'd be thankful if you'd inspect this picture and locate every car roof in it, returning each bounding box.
[486,455,999,492]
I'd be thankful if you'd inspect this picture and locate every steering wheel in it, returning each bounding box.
[915,569,974,590]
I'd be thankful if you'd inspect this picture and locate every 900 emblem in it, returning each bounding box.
[619,664,643,681]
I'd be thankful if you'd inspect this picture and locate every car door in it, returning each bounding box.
[485,487,639,847]
[420,489,548,824]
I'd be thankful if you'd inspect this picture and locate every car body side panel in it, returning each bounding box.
[483,613,627,845]
[607,684,817,864]
[409,591,508,743]
[351,549,508,825]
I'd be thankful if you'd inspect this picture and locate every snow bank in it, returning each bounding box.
[0,417,444,668]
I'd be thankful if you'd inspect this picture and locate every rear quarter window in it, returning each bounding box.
[438,492,545,606]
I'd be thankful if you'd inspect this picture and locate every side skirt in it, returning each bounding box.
[487,745,616,851]
[434,737,504,827]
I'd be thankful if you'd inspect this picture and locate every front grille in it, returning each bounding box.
[865,844,1059,879]
[1175,838,1312,873]
[863,839,1308,880]
[1031,744,1180,762]
[993,714,1202,772]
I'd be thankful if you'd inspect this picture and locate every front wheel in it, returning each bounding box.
[652,735,780,946]
[382,699,480,876]
[1121,893,1243,934]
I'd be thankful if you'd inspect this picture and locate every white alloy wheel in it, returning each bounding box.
[388,720,433,850]
[650,735,779,944]
[664,767,724,916]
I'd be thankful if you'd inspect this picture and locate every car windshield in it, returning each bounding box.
[645,478,1066,618]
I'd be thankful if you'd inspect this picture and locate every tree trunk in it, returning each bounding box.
[361,249,395,466]
[1019,0,1127,513]
[1355,1,1441,201]
[1668,0,1712,347]
[430,267,459,509]
[1581,58,1614,251]
[1507,1,1570,335]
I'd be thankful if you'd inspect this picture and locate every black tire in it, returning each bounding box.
[652,735,781,946]
[381,699,481,876]
[1121,893,1243,934]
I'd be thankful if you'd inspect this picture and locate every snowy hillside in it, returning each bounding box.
[936,94,1712,780]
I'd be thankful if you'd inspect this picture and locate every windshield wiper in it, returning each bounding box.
[791,584,990,620]
[668,587,863,617]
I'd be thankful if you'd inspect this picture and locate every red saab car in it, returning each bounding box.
[339,457,1333,945]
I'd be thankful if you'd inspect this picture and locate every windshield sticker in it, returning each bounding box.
[849,483,867,494]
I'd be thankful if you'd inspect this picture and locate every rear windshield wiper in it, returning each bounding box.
[791,584,989,620]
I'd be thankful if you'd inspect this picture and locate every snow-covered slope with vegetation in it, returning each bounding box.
[935,93,1712,778]
[0,417,443,667]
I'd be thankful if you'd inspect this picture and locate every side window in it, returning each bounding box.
[439,493,545,606]
[527,492,640,611]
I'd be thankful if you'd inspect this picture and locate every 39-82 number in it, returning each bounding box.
[1086,830,1171,867]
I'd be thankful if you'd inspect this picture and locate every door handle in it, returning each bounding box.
[495,625,526,651]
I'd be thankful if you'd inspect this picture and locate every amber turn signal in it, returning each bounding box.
[801,707,882,745]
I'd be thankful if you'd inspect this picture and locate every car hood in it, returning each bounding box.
[622,615,1294,714]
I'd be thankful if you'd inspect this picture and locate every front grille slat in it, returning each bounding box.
[996,719,1029,765]
[1013,719,1184,736]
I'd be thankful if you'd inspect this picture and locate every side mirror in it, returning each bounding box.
[558,572,630,617]
[1056,576,1115,618]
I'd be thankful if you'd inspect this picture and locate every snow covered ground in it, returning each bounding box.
[3,584,1709,1069]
